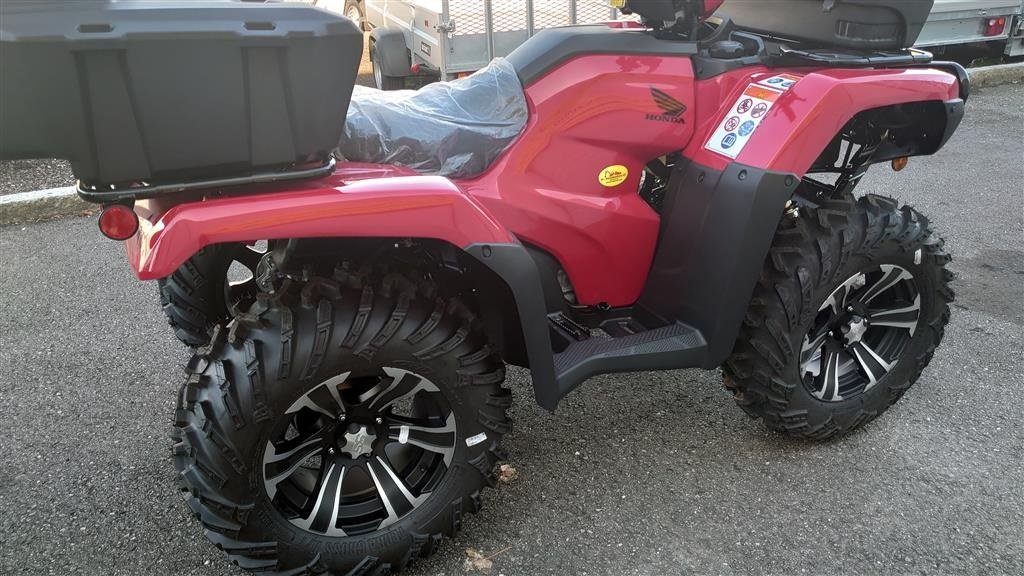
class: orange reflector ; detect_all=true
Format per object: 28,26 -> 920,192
98,204 -> 139,240
891,157 -> 909,172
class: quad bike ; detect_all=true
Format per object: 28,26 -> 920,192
0,0 -> 965,573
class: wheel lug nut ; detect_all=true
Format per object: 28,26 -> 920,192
327,447 -> 335,455
375,417 -> 383,425
846,306 -> 854,313
338,413 -> 346,421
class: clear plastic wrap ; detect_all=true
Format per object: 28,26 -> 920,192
337,58 -> 527,178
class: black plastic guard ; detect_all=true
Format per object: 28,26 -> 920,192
465,243 -> 560,410
638,160 -> 800,368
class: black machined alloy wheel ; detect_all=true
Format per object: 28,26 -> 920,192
724,193 -> 954,440
800,264 -> 921,402
264,367 -> 459,538
158,242 -> 266,346
172,270 -> 510,574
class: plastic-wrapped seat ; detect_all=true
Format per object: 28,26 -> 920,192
337,58 -> 528,179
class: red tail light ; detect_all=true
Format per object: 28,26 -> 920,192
98,204 -> 139,240
984,17 -> 1007,37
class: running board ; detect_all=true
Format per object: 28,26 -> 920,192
552,322 -> 707,397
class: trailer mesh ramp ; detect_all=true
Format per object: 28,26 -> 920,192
448,0 -> 620,34
337,58 -> 527,178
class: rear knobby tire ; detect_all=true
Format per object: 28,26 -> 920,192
158,244 -> 262,347
171,272 -> 510,574
724,193 -> 954,440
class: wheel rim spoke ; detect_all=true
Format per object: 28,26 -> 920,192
813,347 -> 843,401
387,413 -> 457,467
265,433 -> 324,465
868,295 -> 921,335
234,245 -> 264,271
849,341 -> 895,389
802,330 -> 829,355
364,367 -> 437,412
286,372 -> 350,417
291,462 -> 347,536
821,283 -> 849,315
858,264 -> 912,305
365,455 -> 426,529
264,446 -> 321,499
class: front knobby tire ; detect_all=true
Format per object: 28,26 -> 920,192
171,271 -> 511,574
724,193 -> 954,440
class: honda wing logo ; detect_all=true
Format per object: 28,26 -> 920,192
647,88 -> 687,124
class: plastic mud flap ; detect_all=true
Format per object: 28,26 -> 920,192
638,159 -> 801,368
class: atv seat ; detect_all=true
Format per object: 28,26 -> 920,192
336,58 -> 527,179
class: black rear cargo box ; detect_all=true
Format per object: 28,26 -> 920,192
0,0 -> 362,189
718,0 -> 934,50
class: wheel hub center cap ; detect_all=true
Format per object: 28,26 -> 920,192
340,425 -> 376,459
841,316 -> 869,346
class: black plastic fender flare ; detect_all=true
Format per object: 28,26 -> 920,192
369,27 -> 410,77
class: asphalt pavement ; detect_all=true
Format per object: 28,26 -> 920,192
0,83 -> 1021,576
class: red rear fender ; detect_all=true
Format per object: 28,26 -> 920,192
127,164 -> 513,280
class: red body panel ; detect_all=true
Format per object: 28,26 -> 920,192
128,164 -> 512,280
126,49 -> 960,308
459,55 -> 696,306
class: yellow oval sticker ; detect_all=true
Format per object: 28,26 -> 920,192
599,165 -> 629,187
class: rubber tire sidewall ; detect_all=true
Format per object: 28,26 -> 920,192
724,194 -> 953,438
370,43 -> 404,91
176,279 -> 509,573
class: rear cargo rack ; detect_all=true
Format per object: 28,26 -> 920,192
77,158 -> 336,204
768,47 -> 934,68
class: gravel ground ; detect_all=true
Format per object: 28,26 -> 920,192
0,85 -> 1021,576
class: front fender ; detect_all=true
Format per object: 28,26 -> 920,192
688,66 -> 962,174
127,164 -> 513,280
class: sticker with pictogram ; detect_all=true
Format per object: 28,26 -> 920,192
757,73 -> 802,91
704,73 -> 802,159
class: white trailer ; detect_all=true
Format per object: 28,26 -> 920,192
917,0 -> 1024,56
358,0 -> 1024,90
363,0 -> 628,88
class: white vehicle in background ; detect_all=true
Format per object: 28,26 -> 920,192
917,0 -> 1023,56
352,0 -> 1024,91
312,0 -> 368,30
362,0 -> 626,89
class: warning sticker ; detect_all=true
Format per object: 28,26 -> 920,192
757,73 -> 802,91
704,74 -> 801,159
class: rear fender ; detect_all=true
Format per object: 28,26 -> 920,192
127,164 -> 565,408
127,164 -> 513,280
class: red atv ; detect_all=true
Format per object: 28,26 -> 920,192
1,0 -> 964,573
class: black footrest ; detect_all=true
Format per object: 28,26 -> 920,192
553,322 -> 707,396
548,312 -> 590,341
